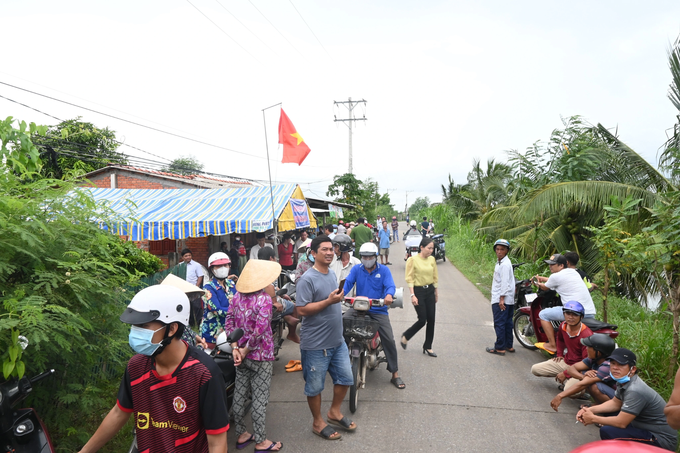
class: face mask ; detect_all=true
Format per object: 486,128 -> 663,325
129,325 -> 166,356
235,237 -> 240,242
214,267 -> 230,279
609,371 -> 631,384
309,253 -> 315,263
362,257 -> 377,268
333,229 -> 337,234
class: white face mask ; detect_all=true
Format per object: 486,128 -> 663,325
214,267 -> 230,279
361,257 -> 377,269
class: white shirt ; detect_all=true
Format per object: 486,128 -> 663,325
545,268 -> 596,315
491,256 -> 515,305
249,243 -> 273,260
294,238 -> 307,260
185,260 -> 204,286
330,254 -> 361,297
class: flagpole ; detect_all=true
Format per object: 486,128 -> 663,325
262,102 -> 282,258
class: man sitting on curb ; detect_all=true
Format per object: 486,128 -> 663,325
577,348 -> 678,451
550,333 -> 617,412
531,301 -> 592,386
533,253 -> 596,353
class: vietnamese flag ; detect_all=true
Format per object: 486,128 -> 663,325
278,109 -> 311,165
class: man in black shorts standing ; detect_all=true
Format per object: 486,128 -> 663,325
79,285 -> 229,453
296,235 -> 356,441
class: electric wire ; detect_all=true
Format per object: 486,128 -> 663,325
185,0 -> 262,64
246,0 -> 305,58
0,83 -> 336,169
214,0 -> 278,56
287,0 -> 332,60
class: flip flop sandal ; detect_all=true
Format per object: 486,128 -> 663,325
391,377 -> 405,389
507,348 -> 516,353
327,416 -> 357,431
236,434 -> 255,450
534,343 -> 556,355
485,347 -> 506,356
286,363 -> 303,372
284,360 -> 297,369
255,441 -> 283,451
313,426 -> 341,440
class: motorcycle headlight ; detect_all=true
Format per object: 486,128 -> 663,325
352,297 -> 370,312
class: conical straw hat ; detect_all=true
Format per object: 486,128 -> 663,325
161,273 -> 207,297
236,259 -> 282,293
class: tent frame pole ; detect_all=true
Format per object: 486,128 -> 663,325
262,102 -> 282,258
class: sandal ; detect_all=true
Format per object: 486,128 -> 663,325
255,441 -> 283,451
236,434 -> 255,450
486,347 -> 506,356
327,416 -> 357,431
313,425 -> 341,440
507,348 -> 516,353
400,335 -> 408,350
285,360 -> 300,369
391,377 -> 405,389
286,363 -> 303,372
535,342 -> 556,355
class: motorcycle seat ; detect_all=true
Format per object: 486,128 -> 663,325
582,318 -> 618,331
431,234 -> 444,239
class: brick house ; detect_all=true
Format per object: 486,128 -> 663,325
83,165 -> 254,268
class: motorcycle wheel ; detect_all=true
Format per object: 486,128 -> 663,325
349,356 -> 360,414
513,312 -> 538,350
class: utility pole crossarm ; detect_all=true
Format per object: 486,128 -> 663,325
333,97 -> 367,174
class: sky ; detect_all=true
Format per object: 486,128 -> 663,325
2,1 -> 680,212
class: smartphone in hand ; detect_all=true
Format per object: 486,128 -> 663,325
338,279 -> 346,292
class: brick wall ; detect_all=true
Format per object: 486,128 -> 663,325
85,175 -> 110,188
184,237 -> 210,268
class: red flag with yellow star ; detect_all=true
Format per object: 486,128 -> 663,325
278,109 -> 311,165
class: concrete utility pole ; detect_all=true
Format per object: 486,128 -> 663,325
334,97 -> 367,174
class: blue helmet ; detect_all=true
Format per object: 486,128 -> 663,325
493,239 -> 510,251
562,301 -> 585,317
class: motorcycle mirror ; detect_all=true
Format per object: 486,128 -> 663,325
276,288 -> 288,297
227,328 -> 244,343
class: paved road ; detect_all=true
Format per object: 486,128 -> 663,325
231,224 -> 600,452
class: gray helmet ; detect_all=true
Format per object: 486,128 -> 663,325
580,333 -> 616,358
332,233 -> 354,253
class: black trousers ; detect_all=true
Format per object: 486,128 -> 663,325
403,285 -> 436,350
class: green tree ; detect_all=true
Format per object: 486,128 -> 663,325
0,116 -> 47,175
32,117 -> 127,178
163,155 -> 204,175
409,196 -> 430,216
1,118 -> 163,449
327,173 -> 367,218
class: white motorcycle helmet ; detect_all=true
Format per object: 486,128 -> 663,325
359,242 -> 379,257
410,220 -> 417,227
120,285 -> 190,326
208,252 -> 231,267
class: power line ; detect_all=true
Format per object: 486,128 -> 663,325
185,0 -> 262,64
214,0 -> 278,56
287,0 -> 332,60
246,0 -> 305,58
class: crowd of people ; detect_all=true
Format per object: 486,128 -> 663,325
488,239 -> 679,451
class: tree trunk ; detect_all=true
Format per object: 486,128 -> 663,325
602,264 -> 610,323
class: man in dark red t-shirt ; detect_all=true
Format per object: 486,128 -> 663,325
530,301 -> 593,387
79,285 -> 229,453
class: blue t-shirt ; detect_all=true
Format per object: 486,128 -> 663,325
379,228 -> 390,249
296,267 -> 344,350
343,263 -> 395,315
582,357 -> 616,389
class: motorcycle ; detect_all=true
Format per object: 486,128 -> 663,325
403,231 -> 422,261
512,262 -> 534,308
271,271 -> 297,359
512,290 -> 619,350
343,288 -> 403,414
432,233 -> 446,262
0,338 -> 56,453
128,329 -> 244,453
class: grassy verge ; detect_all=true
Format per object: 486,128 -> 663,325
428,207 -> 678,401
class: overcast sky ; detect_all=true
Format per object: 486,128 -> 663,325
2,1 -> 680,211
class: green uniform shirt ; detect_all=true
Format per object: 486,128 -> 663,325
350,224 -> 374,258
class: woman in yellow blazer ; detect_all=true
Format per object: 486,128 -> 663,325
401,236 -> 439,357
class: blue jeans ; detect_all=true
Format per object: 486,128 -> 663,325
600,424 -> 661,448
393,228 -> 399,241
300,343 -> 354,397
492,303 -> 514,351
539,306 -> 595,322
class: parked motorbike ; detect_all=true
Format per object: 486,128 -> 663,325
431,233 -> 446,262
404,231 -> 422,261
271,271 -> 297,358
512,263 -> 534,308
128,329 -> 244,453
0,338 -> 56,453
343,288 -> 403,414
512,290 -> 618,350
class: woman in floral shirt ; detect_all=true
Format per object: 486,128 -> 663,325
202,252 -> 237,348
225,259 -> 282,452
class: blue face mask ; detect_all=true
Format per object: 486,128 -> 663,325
129,325 -> 166,356
609,371 -> 631,384
308,253 -> 315,263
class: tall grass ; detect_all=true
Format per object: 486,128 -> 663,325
426,204 -> 678,401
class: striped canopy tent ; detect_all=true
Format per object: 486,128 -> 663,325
79,184 -> 317,241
